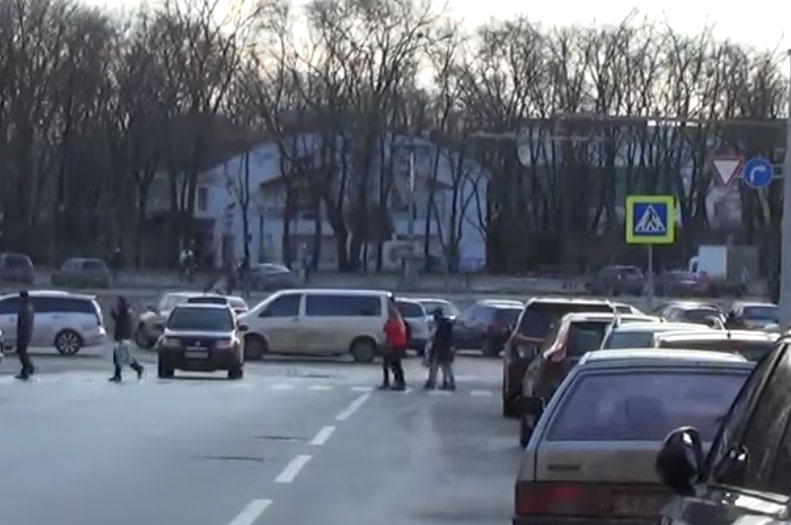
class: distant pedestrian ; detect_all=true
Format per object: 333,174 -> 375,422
109,296 -> 144,383
238,256 -> 250,299
300,243 -> 311,283
15,291 -> 35,381
424,308 -> 456,391
110,246 -> 123,285
380,311 -> 407,391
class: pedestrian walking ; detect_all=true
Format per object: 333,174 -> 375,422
110,246 -> 123,285
15,290 -> 36,381
108,296 -> 144,383
380,311 -> 407,391
424,308 -> 456,391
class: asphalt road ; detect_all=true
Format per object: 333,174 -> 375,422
0,347 -> 521,525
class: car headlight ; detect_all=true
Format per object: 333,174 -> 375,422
215,339 -> 233,350
160,337 -> 182,349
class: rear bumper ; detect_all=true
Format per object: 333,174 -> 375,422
160,349 -> 242,371
83,328 -> 107,347
514,517 -> 653,525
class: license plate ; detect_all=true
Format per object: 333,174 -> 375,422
184,349 -> 209,359
613,493 -> 667,516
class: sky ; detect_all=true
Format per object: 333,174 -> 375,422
84,0 -> 791,52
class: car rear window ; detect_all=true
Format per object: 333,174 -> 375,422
83,260 -> 107,270
306,294 -> 382,317
3,255 -> 31,268
396,301 -> 424,318
603,330 -> 656,349
743,306 -> 778,322
547,371 -> 747,441
618,267 -> 643,278
517,302 -> 613,339
168,308 -> 233,331
683,308 -> 721,322
657,338 -> 775,362
187,296 -> 228,306
566,321 -> 611,356
495,307 -> 522,326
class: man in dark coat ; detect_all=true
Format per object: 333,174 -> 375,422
109,296 -> 144,382
15,291 -> 35,381
424,309 -> 455,391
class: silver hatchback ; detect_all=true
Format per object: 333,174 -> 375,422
0,291 -> 107,355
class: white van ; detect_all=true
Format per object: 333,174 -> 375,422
239,289 -> 398,362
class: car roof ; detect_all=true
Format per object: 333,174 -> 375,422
172,303 -> 232,311
610,321 -> 706,332
654,330 -> 779,343
527,297 -> 612,306
477,298 -> 524,305
396,298 -> 423,305
663,301 -> 720,311
734,302 -> 777,308
0,290 -> 95,300
563,312 -> 647,322
279,288 -> 392,296
413,298 -> 452,304
579,348 -> 750,367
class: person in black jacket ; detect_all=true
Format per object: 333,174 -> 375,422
109,296 -> 144,382
15,291 -> 36,381
424,309 -> 456,391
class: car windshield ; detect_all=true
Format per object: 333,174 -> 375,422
683,308 -> 722,322
83,260 -> 106,270
3,255 -> 30,268
397,301 -> 425,318
566,321 -> 610,356
517,303 -> 613,339
602,330 -> 656,349
167,308 -> 234,331
743,306 -> 778,321
496,307 -> 523,326
547,371 -> 747,441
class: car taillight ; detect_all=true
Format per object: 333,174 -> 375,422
515,481 -> 611,517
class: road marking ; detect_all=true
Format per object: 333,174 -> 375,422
470,389 -> 493,397
274,455 -> 312,483
428,389 -> 451,396
309,385 -> 333,391
309,425 -> 336,446
270,384 -> 294,390
336,393 -> 370,421
227,499 -> 272,525
351,385 -> 373,392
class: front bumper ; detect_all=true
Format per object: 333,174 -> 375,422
159,348 -> 242,371
514,517 -> 653,525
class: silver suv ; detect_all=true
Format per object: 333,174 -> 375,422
0,291 -> 106,355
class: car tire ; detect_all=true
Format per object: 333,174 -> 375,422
244,334 -> 268,360
350,337 -> 376,363
55,329 -> 83,355
157,359 -> 174,379
228,366 -> 244,380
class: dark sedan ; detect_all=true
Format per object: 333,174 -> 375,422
248,263 -> 297,291
51,258 -> 111,288
0,253 -> 34,285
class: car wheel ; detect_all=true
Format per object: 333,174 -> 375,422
157,358 -> 174,379
228,366 -> 244,380
55,330 -> 82,355
244,334 -> 268,360
350,338 -> 376,363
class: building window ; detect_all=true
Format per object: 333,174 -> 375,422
197,187 -> 208,211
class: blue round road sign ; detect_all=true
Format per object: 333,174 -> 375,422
742,157 -> 773,189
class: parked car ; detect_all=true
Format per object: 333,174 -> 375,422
656,269 -> 709,297
517,311 -> 656,445
453,299 -> 524,356
515,349 -> 751,525
414,298 -> 460,330
656,340 -> 791,525
248,263 -> 297,291
502,297 -> 615,417
653,329 -> 779,362
655,301 -> 727,328
51,258 -> 111,288
156,303 -> 246,380
0,252 -> 34,285
395,298 -> 430,354
186,294 -> 249,316
585,265 -> 645,296
0,291 -> 106,355
239,288 -> 398,362
600,321 -> 710,349
727,301 -> 778,330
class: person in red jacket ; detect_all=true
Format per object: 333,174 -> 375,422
381,310 -> 407,391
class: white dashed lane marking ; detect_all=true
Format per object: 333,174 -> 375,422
227,499 -> 272,525
274,455 -> 312,484
309,425 -> 336,446
309,385 -> 333,391
336,393 -> 371,421
470,390 -> 493,397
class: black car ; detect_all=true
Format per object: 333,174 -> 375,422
657,338 -> 791,525
156,304 -> 247,380
452,299 -> 524,356
585,265 -> 645,296
0,252 -> 34,285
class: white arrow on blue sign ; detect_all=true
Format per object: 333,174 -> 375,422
742,157 -> 773,189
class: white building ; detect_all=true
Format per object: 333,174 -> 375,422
146,132 -> 488,271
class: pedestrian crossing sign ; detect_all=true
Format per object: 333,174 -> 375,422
625,195 -> 675,244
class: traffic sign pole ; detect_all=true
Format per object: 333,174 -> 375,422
647,244 -> 654,308
779,50 -> 791,329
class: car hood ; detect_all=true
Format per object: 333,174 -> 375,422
163,329 -> 236,338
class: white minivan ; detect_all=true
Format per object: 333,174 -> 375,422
239,289 -> 398,362
0,291 -> 106,355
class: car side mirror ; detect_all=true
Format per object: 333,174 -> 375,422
656,427 -> 704,496
519,396 -> 544,418
238,324 -> 249,332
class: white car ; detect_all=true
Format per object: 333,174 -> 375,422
395,298 -> 430,354
0,291 -> 106,355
